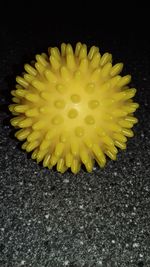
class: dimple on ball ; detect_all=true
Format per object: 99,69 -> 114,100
9,42 -> 139,173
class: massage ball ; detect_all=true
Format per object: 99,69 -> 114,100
9,42 -> 139,173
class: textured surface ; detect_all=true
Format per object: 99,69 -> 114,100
0,10 -> 150,267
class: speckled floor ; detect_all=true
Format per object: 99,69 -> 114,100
0,8 -> 150,267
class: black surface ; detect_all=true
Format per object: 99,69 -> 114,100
0,4 -> 150,267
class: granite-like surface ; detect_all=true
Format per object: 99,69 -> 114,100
0,20 -> 150,266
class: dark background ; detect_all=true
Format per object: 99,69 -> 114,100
0,2 -> 150,267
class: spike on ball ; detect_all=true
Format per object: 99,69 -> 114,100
9,42 -> 139,174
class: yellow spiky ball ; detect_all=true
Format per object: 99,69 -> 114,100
9,42 -> 139,174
